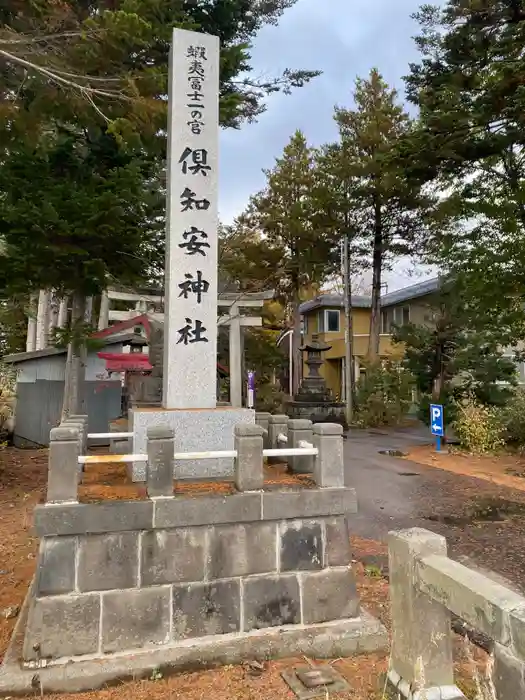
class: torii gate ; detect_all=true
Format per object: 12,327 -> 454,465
26,288 -> 273,408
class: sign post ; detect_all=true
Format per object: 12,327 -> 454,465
430,404 -> 444,452
247,371 -> 255,409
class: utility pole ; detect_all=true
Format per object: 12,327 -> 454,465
342,233 -> 355,425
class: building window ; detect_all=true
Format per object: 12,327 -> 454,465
326,310 -> 340,332
318,310 -> 325,332
381,309 -> 393,334
381,306 -> 410,334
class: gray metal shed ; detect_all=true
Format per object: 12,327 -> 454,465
3,336 -> 133,447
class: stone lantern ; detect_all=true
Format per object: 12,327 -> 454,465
288,334 -> 347,428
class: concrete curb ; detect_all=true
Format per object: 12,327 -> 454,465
0,611 -> 387,695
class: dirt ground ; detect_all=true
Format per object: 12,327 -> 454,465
0,446 -> 491,699
406,444 -> 525,492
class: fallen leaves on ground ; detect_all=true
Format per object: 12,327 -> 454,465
405,444 -> 525,492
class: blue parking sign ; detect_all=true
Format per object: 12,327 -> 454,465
430,404 -> 444,437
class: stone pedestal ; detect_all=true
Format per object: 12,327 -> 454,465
130,406 -> 254,481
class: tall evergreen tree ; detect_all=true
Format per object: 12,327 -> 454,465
248,130 -> 338,392
313,138 -> 368,419
0,0 -> 320,142
0,127 -> 162,412
334,70 -> 432,361
405,0 -> 525,342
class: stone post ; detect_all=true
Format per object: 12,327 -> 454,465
493,643 -> 525,700
388,529 -> 456,697
288,419 -> 314,474
255,412 -> 271,449
229,306 -> 242,408
98,291 -> 109,330
146,426 -> 175,497
234,424 -> 264,491
46,426 -> 80,503
313,423 -> 344,487
267,414 -> 288,466
68,414 -> 88,455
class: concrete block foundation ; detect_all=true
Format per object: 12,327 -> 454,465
20,487 -> 385,676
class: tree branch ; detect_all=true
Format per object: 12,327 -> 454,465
0,49 -> 131,101
0,31 -> 95,45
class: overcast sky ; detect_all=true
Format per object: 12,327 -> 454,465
218,0 -> 444,291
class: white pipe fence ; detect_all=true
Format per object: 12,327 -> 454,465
79,454 -> 146,465
87,432 -> 132,440
78,445 -> 318,466
263,447 -> 318,458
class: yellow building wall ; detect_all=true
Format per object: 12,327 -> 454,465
302,299 -> 433,396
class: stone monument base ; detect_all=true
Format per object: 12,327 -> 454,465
287,400 -> 348,430
1,602 -> 386,696
130,406 -> 255,481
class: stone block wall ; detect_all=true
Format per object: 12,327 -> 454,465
23,422 -> 361,663
26,495 -> 358,661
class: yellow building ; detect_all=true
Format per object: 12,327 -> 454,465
299,278 -> 439,399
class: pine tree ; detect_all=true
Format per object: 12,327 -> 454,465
334,70 -> 431,361
405,0 -> 525,342
0,126 -> 163,412
313,140 -> 368,420
249,131 -> 338,392
0,1 -> 320,142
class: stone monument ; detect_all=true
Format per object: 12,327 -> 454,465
288,335 -> 347,429
130,28 -> 253,480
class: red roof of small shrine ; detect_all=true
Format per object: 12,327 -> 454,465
93,315 -> 229,376
97,352 -> 152,372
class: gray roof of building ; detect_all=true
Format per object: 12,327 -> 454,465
381,277 -> 440,307
299,294 -> 372,313
3,333 -> 142,365
299,277 -> 440,314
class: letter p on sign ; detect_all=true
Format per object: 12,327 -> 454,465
430,404 -> 444,437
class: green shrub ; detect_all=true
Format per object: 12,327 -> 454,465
418,392 -> 458,427
354,360 -> 414,428
498,388 -> 525,446
453,398 -> 505,454
255,383 -> 286,413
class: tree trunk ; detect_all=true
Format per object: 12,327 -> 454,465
292,292 -> 302,395
61,293 -> 86,419
343,234 -> 356,425
368,196 -> 383,363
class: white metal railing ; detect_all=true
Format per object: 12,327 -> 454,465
79,454 -> 146,465
87,432 -> 132,440
263,447 -> 317,457
78,444 -> 318,466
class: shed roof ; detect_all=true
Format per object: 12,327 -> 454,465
3,333 -> 140,365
